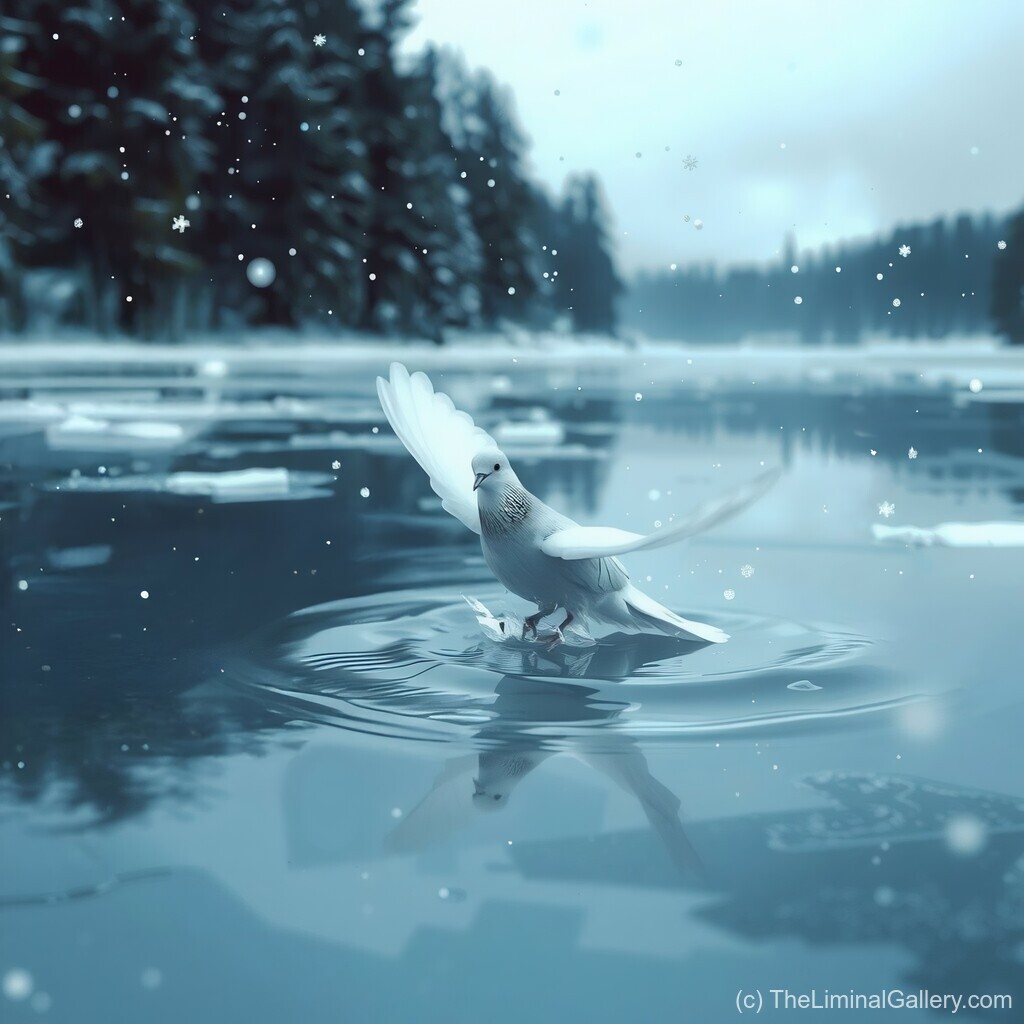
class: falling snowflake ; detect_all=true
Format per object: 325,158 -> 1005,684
878,501 -> 896,518
723,589 -> 736,600
74,217 -> 83,229
740,564 -> 754,578
908,447 -> 918,459
898,244 -> 911,258
331,459 -> 341,470
313,33 -> 326,46
997,240 -> 1007,250
870,449 -> 877,456
682,154 -> 698,171
171,215 -> 190,233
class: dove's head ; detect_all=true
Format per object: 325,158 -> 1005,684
471,448 -> 520,494
471,751 -> 533,811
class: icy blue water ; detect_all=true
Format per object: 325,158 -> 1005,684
2,346 -> 1023,1021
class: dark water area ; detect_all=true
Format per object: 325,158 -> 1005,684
1,346 -> 1023,1020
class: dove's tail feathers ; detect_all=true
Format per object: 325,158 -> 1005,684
620,584 -> 729,644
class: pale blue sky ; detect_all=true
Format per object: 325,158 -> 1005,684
403,0 -> 1024,273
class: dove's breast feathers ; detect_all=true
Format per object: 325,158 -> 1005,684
478,485 -> 629,606
477,484 -> 532,536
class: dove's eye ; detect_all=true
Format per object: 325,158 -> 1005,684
493,463 -> 501,471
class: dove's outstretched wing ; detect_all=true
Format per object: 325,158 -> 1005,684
540,468 -> 780,560
376,363 -> 497,535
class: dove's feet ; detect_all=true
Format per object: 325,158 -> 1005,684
522,606 -> 556,640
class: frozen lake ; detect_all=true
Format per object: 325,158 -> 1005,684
2,341 -> 1023,1020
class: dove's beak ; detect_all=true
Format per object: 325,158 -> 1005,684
472,471 -> 490,491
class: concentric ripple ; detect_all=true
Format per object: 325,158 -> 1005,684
223,588 -> 935,749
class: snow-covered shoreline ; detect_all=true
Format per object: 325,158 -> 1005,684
0,331 -> 1018,365
2,334 -> 1023,402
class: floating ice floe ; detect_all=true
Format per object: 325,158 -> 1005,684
493,412 -> 565,447
46,414 -> 186,450
46,544 -> 113,570
165,467 -> 290,497
872,521 -> 1024,547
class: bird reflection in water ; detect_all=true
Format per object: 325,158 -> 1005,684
385,633 -> 711,876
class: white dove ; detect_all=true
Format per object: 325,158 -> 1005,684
376,363 -> 776,646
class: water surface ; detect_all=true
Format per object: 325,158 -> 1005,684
2,346 -> 1023,1020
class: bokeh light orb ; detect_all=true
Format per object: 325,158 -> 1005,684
246,258 -> 277,288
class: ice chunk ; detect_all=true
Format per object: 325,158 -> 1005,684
493,415 -> 565,446
46,415 -> 185,450
873,521 -> 1024,547
47,545 -> 113,569
165,468 -> 289,496
788,679 -> 821,691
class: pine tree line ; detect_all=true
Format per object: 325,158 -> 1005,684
0,0 -> 622,340
626,210 -> 1024,344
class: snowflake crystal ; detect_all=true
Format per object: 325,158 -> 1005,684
908,447 -> 918,459
740,564 -> 754,578
331,459 -> 341,470
74,218 -> 83,229
997,240 -> 1007,250
313,33 -> 326,46
898,244 -> 911,258
171,215 -> 190,233
682,154 -> 698,171
723,589 -> 736,600
878,501 -> 896,518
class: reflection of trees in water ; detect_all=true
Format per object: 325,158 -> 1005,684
629,388 -> 1024,505
988,401 -> 1024,505
504,771 -> 1024,1010
0,460 -> 377,821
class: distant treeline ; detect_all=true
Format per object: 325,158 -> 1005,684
625,208 -> 1024,344
0,0 -> 621,340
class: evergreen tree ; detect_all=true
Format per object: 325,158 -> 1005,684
0,14 -> 46,330
557,174 -> 621,335
991,207 -> 1024,343
195,0 -> 370,328
3,1 -> 218,337
400,46 -> 483,333
434,50 -> 552,327
355,1 -> 467,339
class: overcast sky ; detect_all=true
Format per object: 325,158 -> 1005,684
402,0 -> 1024,274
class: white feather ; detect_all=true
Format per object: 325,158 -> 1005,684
541,468 -> 781,560
376,363 -> 497,534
